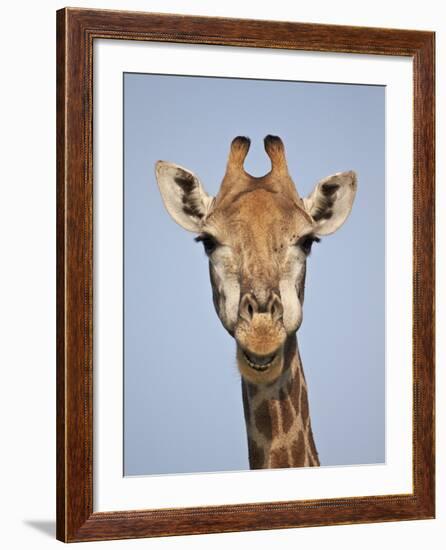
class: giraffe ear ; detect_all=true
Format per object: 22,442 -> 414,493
304,171 -> 358,236
155,161 -> 214,232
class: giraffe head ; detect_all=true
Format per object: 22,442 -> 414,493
155,136 -> 357,384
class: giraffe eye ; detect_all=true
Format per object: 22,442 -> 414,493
298,235 -> 320,255
195,234 -> 219,255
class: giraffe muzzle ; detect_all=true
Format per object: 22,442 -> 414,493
236,342 -> 284,383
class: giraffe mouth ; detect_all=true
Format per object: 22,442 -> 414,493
243,351 -> 277,371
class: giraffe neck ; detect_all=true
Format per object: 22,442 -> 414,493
240,335 -> 319,469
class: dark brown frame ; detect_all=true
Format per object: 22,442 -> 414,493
56,7 -> 435,542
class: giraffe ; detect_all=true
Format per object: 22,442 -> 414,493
155,135 -> 357,469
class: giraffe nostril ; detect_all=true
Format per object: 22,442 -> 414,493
247,303 -> 254,319
268,293 -> 283,322
239,293 -> 259,322
240,292 -> 284,323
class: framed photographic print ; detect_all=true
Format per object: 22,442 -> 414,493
56,7 -> 435,542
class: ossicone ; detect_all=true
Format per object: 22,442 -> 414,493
225,136 -> 251,174
264,135 -> 289,176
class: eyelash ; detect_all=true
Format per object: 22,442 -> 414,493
194,234 -> 319,256
195,234 -> 219,255
297,236 -> 320,255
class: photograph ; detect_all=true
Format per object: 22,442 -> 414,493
123,73 -> 385,476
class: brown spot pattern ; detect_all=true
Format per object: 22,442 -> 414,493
301,387 -> 309,425
291,431 -> 306,466
281,397 -> 295,433
248,438 -> 265,469
241,381 -> 250,424
247,382 -> 258,398
270,446 -> 289,468
282,335 -> 298,374
270,401 -> 281,435
255,401 -> 272,440
288,378 -> 301,416
308,425 -> 320,466
307,452 -> 316,466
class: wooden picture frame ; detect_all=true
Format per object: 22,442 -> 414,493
56,7 -> 435,542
